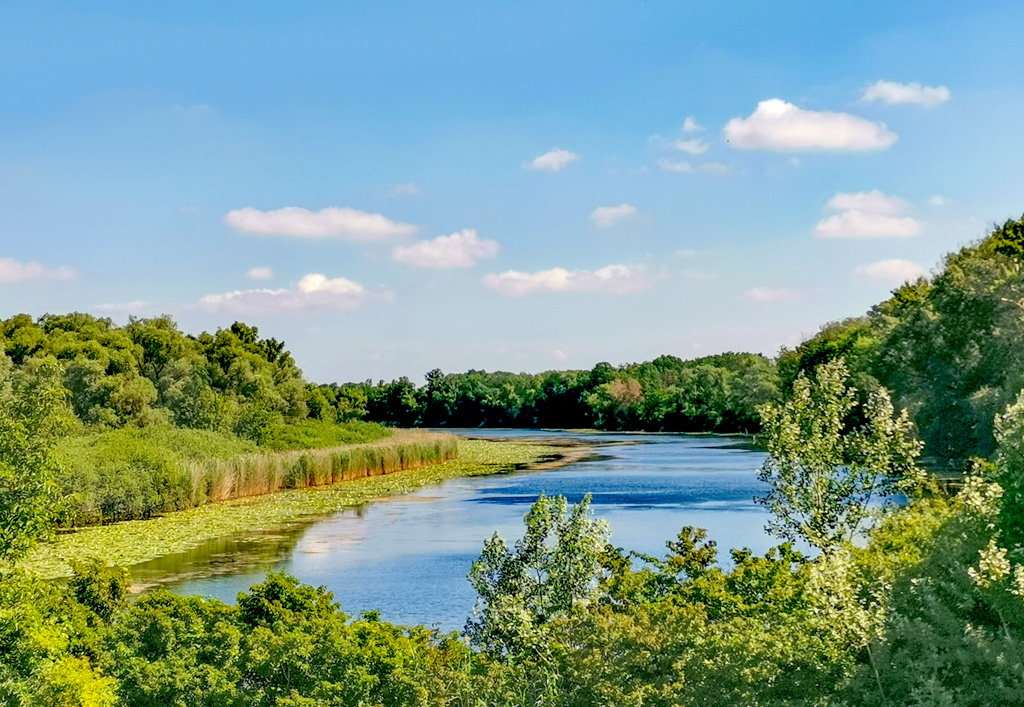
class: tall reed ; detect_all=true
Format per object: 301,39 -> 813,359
193,431 -> 459,505
62,430 -> 458,525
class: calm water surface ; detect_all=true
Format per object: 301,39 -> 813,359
139,431 -> 772,631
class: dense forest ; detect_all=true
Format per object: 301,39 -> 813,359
328,352 -> 780,433
0,310 -> 782,436
3,215 -> 1024,704
778,215 -> 1024,465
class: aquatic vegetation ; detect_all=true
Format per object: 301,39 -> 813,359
56,426 -> 453,524
22,439 -> 557,578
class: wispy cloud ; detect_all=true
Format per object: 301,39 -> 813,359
247,267 -> 273,280
680,269 -> 717,281
224,206 -> 418,240
94,301 -> 151,314
672,139 -> 709,154
590,203 -> 638,228
815,190 -> 922,238
862,80 -> 951,107
724,99 -> 897,151
0,257 -> 78,283
391,182 -> 420,196
392,229 -> 500,268
526,148 -> 580,172
741,287 -> 808,303
657,159 -> 730,176
855,259 -> 927,283
484,264 -> 655,296
199,273 -> 378,314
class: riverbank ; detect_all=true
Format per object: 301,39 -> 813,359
22,438 -> 564,579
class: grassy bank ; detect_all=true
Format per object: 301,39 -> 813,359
24,439 -> 559,578
55,424 -> 452,524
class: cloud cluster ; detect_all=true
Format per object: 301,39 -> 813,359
0,257 -> 77,283
392,229 -> 500,268
724,99 -> 898,151
484,264 -> 654,296
590,203 -> 638,228
855,259 -> 927,284
526,148 -> 580,172
224,206 -> 418,240
862,80 -> 951,107
199,273 -> 373,314
815,190 -> 922,238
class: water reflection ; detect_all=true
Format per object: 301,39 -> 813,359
143,431 -> 772,631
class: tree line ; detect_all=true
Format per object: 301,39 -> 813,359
319,352 -> 780,433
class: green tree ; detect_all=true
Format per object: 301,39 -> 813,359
466,493 -> 610,659
0,355 -> 73,563
756,358 -> 922,552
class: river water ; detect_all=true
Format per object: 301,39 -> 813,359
136,430 -> 773,631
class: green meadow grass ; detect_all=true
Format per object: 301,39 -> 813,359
23,439 -> 557,579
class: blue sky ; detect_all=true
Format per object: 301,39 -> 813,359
2,0 -> 1023,383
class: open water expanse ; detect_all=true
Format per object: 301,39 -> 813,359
134,430 -> 773,631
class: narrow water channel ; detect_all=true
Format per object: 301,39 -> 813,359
134,431 -> 772,631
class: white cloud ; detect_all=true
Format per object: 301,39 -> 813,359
724,98 -> 898,151
590,203 -> 638,228
0,258 -> 77,283
855,259 -> 927,283
741,287 -> 806,303
927,195 -> 949,207
683,117 -> 704,133
657,159 -> 731,176
674,248 -> 698,259
672,139 -> 709,154
391,182 -> 420,196
552,349 -> 569,362
526,148 -> 580,172
815,190 -> 922,238
94,301 -> 151,314
826,190 -> 908,215
247,267 -> 273,280
391,229 -> 500,268
484,264 -> 654,296
224,206 -> 418,240
862,80 -> 951,107
199,273 -> 374,314
817,212 -> 921,238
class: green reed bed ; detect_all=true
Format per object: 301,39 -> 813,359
197,431 -> 459,503
23,439 -> 557,579
55,426 -> 454,525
